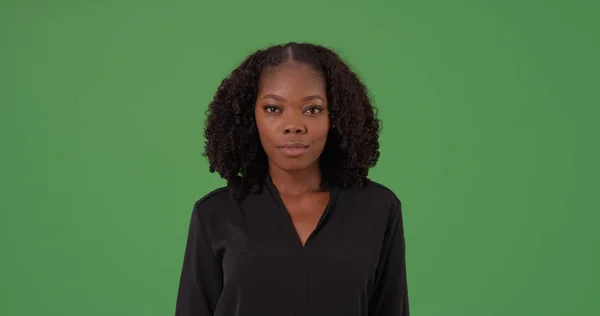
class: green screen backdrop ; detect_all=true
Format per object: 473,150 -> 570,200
1,0 -> 598,315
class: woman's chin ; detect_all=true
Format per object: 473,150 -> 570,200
271,159 -> 319,173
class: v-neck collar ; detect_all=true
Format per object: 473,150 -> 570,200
263,174 -> 339,250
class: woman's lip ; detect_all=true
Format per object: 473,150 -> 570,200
277,146 -> 309,157
278,142 -> 309,148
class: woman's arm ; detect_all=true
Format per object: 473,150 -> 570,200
369,200 -> 410,316
175,201 -> 223,316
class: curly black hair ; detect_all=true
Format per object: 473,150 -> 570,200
203,42 -> 382,199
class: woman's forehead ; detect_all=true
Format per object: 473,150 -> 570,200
259,63 -> 325,94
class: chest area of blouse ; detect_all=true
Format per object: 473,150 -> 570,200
216,191 -> 391,291
279,191 -> 330,247
215,189 -> 390,256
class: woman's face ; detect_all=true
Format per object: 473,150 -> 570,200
255,62 -> 330,173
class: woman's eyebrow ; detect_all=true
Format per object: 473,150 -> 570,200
261,94 -> 324,102
301,95 -> 324,101
262,94 -> 285,101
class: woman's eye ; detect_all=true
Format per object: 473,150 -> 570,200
264,106 -> 280,113
306,107 -> 323,115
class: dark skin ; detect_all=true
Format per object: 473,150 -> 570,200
254,61 -> 331,246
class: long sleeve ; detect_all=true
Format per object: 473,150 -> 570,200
368,199 -> 410,316
175,201 -> 223,316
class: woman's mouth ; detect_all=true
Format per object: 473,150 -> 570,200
277,142 -> 309,157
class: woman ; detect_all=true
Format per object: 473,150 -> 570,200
175,42 -> 409,316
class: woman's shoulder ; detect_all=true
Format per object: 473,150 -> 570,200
342,179 -> 403,216
190,186 -> 233,218
195,186 -> 231,204
360,179 -> 401,204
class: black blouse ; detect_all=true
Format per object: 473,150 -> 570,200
175,176 -> 409,316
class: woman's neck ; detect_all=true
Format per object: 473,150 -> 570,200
268,162 -> 324,196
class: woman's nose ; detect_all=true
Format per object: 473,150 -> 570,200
283,125 -> 306,134
282,118 -> 307,134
